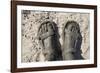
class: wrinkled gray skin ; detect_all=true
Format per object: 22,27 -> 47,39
38,21 -> 62,61
62,21 -> 84,60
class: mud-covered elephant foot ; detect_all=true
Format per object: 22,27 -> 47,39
37,21 -> 62,61
62,21 -> 84,60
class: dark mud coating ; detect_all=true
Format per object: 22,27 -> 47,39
62,21 -> 83,60
38,21 -> 62,61
38,21 -> 84,61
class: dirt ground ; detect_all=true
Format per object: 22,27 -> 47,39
21,10 -> 90,62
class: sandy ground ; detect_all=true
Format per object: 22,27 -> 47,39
21,10 -> 90,62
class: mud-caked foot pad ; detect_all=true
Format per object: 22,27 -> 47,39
62,21 -> 83,60
37,21 -> 62,61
